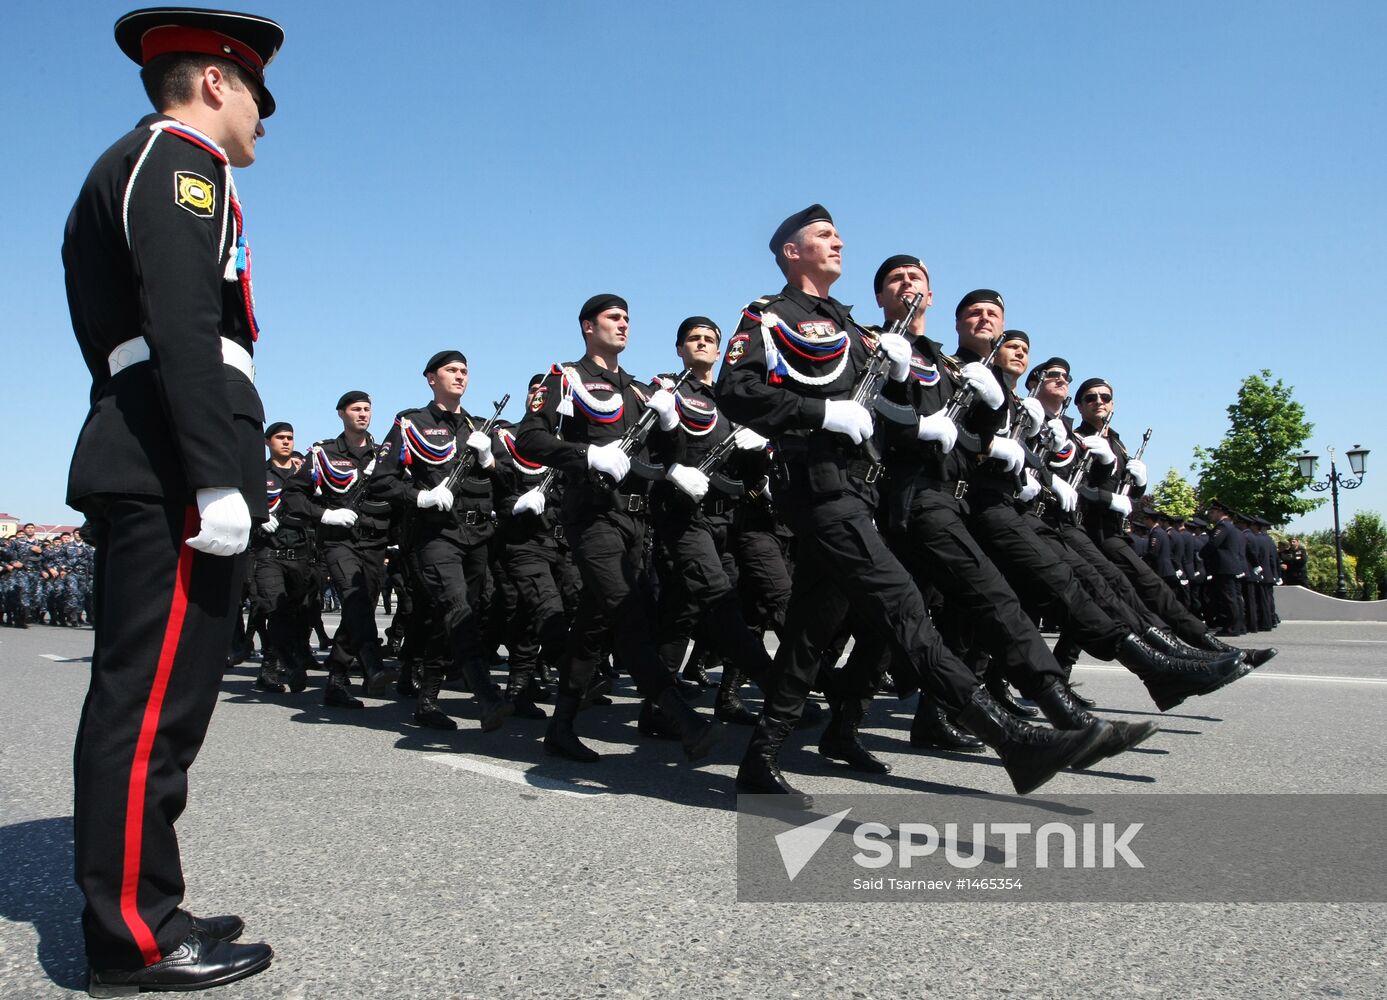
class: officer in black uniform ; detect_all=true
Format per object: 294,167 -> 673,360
249,422 -> 316,692
63,8 -> 281,993
1202,500 -> 1248,634
715,206 -> 1113,807
372,351 -> 515,731
515,295 -> 723,763
306,390 -> 397,705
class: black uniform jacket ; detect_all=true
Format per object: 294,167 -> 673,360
63,114 -> 265,514
308,433 -> 392,544
1203,518 -> 1247,576
252,459 -> 315,551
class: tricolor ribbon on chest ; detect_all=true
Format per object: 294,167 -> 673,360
398,417 -> 457,466
743,307 -> 850,387
557,365 -> 625,423
675,392 -> 719,436
266,486 -> 282,512
311,446 -> 361,493
498,428 -> 548,478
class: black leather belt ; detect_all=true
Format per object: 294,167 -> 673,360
613,493 -> 648,514
919,478 -> 969,499
268,546 -> 305,560
460,509 -> 489,525
552,524 -> 566,541
356,525 -> 388,539
701,497 -> 733,516
846,459 -> 883,484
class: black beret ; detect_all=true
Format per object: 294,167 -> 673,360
528,372 -> 547,390
770,204 -> 832,255
115,7 -> 285,117
264,421 -> 292,438
336,390 -> 370,410
676,316 -> 721,344
873,254 -> 929,294
579,294 -> 628,323
955,289 -> 1005,317
1001,329 -> 1030,346
423,350 -> 467,374
1075,377 -> 1112,401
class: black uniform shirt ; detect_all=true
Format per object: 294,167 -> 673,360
254,459 -> 314,550
308,432 -> 390,542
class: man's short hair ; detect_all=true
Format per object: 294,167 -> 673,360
140,52 -> 247,111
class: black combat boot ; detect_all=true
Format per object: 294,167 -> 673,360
1143,627 -> 1235,662
736,714 -> 813,809
459,659 -> 513,732
818,699 -> 890,774
985,674 -> 1038,718
1031,679 -> 1158,769
657,686 -> 724,762
714,668 -> 759,725
358,639 -> 399,698
544,692 -> 599,762
1195,631 -> 1278,668
284,647 -> 310,693
324,669 -> 364,709
396,658 -> 418,698
507,668 -> 547,719
253,653 -> 285,693
1115,633 -> 1252,711
637,698 -> 681,739
910,694 -> 985,752
413,667 -> 456,729
956,686 -> 1109,795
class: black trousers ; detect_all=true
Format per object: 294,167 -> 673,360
321,538 -> 386,664
653,506 -> 773,684
1097,534 -> 1211,645
884,491 -> 1065,698
561,509 -> 672,700
501,532 -> 570,673
768,492 -> 976,722
1211,574 -> 1247,635
966,498 -> 1128,660
250,550 -> 312,663
406,531 -> 489,673
74,497 -> 245,971
1244,579 -> 1263,632
731,512 -> 793,639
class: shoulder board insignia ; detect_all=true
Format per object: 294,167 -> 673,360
377,442 -> 392,459
631,384 -> 649,404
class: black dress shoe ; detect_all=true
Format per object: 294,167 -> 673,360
88,928 -> 271,998
188,913 -> 243,943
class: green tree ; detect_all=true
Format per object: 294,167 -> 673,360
1149,468 -> 1197,519
1193,370 -> 1323,526
1342,511 -> 1387,600
1306,545 -> 1358,597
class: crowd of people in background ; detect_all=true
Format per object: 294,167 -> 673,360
1,523 -> 94,628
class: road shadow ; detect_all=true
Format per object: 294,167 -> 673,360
0,816 -> 87,990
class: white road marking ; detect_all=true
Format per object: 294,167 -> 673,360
424,754 -> 605,797
1073,663 -> 1387,686
1336,639 -> 1387,644
40,653 -> 78,662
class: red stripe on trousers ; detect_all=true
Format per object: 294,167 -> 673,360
120,506 -> 199,966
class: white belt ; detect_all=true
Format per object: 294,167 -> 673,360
108,336 -> 255,383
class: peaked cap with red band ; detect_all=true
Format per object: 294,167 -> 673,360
115,7 -> 285,117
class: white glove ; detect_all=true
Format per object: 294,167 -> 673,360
416,483 -> 456,511
260,515 -> 279,534
987,436 -> 1024,473
1051,475 -> 1078,512
877,332 -> 912,382
321,508 -> 359,528
821,399 -> 874,445
1018,470 -> 1042,502
1081,435 -> 1115,465
667,463 -> 710,501
186,487 -> 251,557
732,427 -> 768,451
1018,397 -> 1046,437
1044,417 -> 1070,451
916,410 -> 958,452
645,388 -> 679,432
466,431 -> 495,470
587,441 -> 631,482
513,489 -> 546,516
959,362 -> 1005,409
1108,493 -> 1132,516
1126,459 -> 1147,488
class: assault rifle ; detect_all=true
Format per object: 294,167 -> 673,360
849,292 -> 924,467
1115,427 -> 1152,533
591,368 -> 694,489
443,394 -> 510,497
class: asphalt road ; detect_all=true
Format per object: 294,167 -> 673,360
2,616 -> 1384,999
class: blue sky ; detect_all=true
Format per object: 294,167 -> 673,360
3,1 -> 1381,531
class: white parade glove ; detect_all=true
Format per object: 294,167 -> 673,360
466,431 -> 495,469
416,483 -> 455,511
1107,493 -> 1132,516
587,441 -> 632,482
513,489 -> 546,516
1045,417 -> 1070,451
877,332 -> 912,382
1051,475 -> 1078,512
916,410 -> 958,452
1175,569 -> 1186,579
959,362 -> 1005,409
987,436 -> 1025,473
667,463 -> 710,501
760,480 -> 773,503
732,427 -> 769,451
321,508 -> 359,528
260,515 -> 280,534
1081,435 -> 1116,465
1018,397 -> 1046,437
1126,459 -> 1147,488
186,487 -> 251,556
1018,470 -> 1042,502
821,399 -> 874,445
645,388 -> 679,431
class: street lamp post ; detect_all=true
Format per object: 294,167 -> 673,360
1296,445 -> 1370,599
